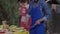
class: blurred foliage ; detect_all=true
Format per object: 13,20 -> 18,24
0,0 -> 20,26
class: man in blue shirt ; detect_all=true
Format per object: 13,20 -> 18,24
26,0 -> 51,34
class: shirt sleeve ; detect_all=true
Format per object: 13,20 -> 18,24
43,2 -> 52,21
26,4 -> 32,18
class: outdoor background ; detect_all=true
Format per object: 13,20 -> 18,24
0,0 -> 20,26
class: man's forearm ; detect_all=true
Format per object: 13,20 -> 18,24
38,17 -> 45,22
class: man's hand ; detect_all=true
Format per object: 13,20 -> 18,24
34,20 -> 40,25
34,18 -> 45,25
